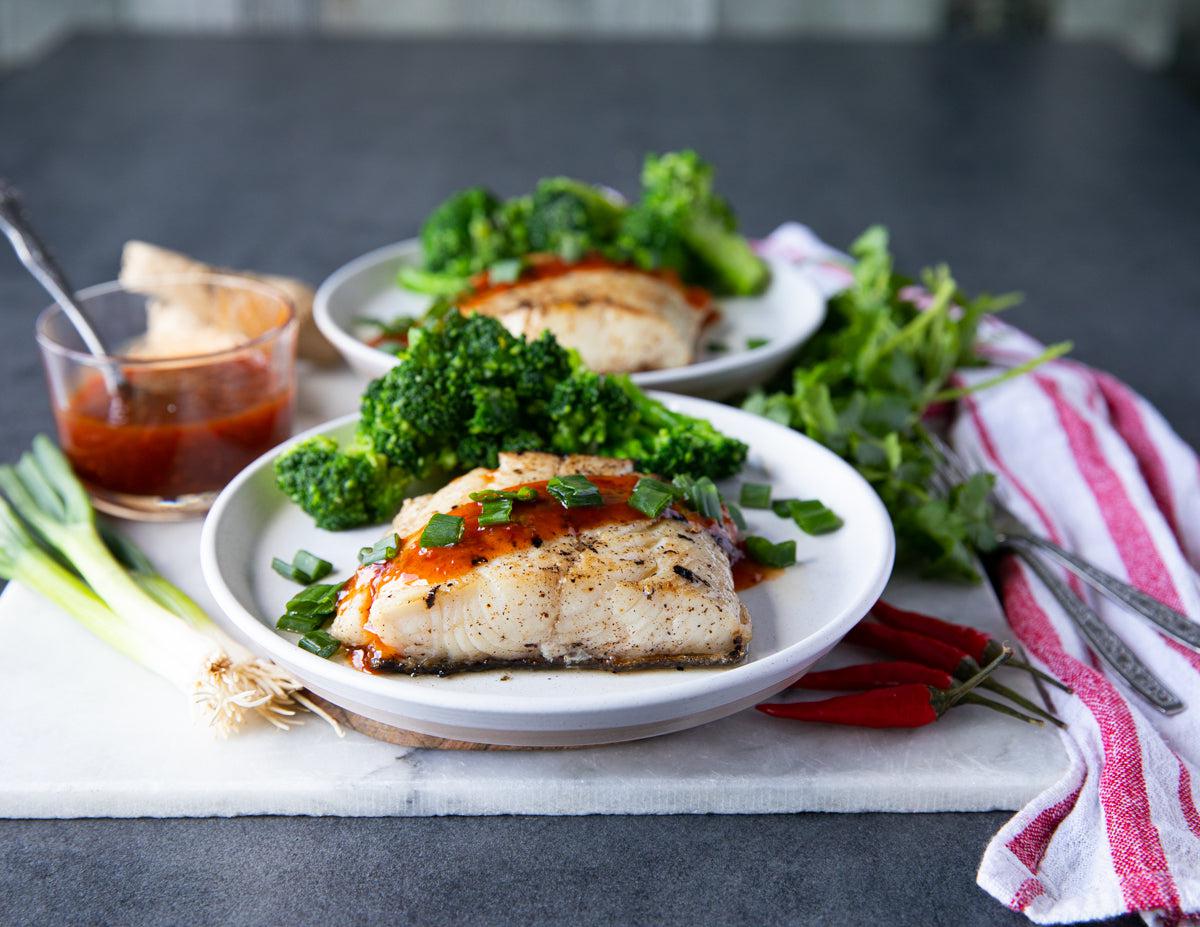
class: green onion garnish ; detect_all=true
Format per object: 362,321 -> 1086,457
358,533 -> 399,565
283,581 -> 345,617
772,498 -> 798,518
276,612 -> 325,634
690,476 -> 724,520
488,258 -> 525,283
469,486 -> 538,503
739,483 -> 772,509
746,337 -> 770,349
726,501 -> 747,531
627,477 -> 680,518
478,497 -> 514,526
546,475 -> 603,508
272,549 -> 333,584
421,513 -> 465,548
298,629 -> 341,659
787,499 -> 844,535
707,341 -> 729,353
744,536 -> 797,568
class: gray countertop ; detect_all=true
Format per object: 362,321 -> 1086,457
3,33 -> 1194,927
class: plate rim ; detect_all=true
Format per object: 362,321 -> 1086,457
200,395 -> 895,721
312,238 -> 827,388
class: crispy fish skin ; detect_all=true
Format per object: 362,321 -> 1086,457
332,454 -> 750,674
462,268 -> 704,373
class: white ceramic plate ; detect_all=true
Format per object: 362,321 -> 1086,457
201,395 -> 894,746
313,240 -> 825,399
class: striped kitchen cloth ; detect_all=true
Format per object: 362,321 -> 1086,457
758,223 -> 1200,926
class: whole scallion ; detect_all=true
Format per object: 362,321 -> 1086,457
0,437 -> 335,736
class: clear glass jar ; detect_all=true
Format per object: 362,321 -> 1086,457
36,274 -> 296,520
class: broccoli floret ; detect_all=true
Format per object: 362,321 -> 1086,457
610,203 -> 692,275
638,150 -> 769,296
526,177 -> 623,260
273,436 -> 406,531
277,314 -> 746,529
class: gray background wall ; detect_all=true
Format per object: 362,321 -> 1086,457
0,0 -> 1192,71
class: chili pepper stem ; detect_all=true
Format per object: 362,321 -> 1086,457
1000,651 -> 1074,693
942,646 -> 1011,709
961,693 -> 1047,726
978,677 -> 1067,728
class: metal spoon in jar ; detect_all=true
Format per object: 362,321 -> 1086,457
0,180 -> 126,393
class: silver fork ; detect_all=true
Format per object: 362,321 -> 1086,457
931,435 -> 1190,715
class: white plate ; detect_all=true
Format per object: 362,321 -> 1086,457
201,395 -> 894,747
313,240 -> 826,399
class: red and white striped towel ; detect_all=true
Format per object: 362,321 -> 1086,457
759,224 -> 1200,926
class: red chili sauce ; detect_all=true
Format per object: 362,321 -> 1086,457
57,356 -> 293,498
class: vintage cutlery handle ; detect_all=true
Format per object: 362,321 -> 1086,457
0,181 -> 112,361
1008,534 -> 1200,652
1015,549 -> 1184,714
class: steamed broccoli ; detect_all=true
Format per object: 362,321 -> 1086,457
636,150 -> 769,296
526,178 -> 623,260
273,436 -> 407,531
275,313 -> 747,529
397,186 -> 531,295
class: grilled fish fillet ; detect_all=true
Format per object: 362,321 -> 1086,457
460,266 -> 706,374
331,453 -> 750,673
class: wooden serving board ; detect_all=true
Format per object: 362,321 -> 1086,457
310,696 -> 568,750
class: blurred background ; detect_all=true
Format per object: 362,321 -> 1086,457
2,0 -> 1200,95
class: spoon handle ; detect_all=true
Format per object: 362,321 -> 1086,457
0,180 -> 113,360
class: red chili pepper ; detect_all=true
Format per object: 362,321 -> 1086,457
871,599 -> 1072,694
791,661 -> 953,691
758,647 -> 1045,729
846,620 -> 1066,728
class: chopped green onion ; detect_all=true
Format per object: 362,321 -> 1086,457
772,498 -> 798,518
488,258 -> 525,283
546,475 -> 602,508
421,513 -> 465,547
627,477 -> 679,518
746,337 -> 770,349
276,612 -> 325,634
283,581 -> 346,617
298,629 -> 340,659
788,499 -> 844,535
707,341 -> 729,353
744,536 -> 797,568
272,549 -> 333,585
726,501 -> 747,531
672,474 -> 696,496
293,550 -> 333,582
690,476 -> 724,520
478,498 -> 514,526
739,483 -> 772,509
469,486 -> 539,503
358,533 -> 399,565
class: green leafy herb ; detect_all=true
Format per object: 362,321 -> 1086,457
547,475 -> 603,508
627,477 -> 680,518
421,514 -> 465,548
298,629 -> 341,659
358,534 -> 399,565
743,536 -> 797,568
746,337 -> 769,349
478,498 -> 514,526
707,341 -> 729,353
739,482 -> 772,509
742,226 -> 1068,581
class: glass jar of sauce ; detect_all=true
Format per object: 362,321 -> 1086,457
36,275 -> 296,520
